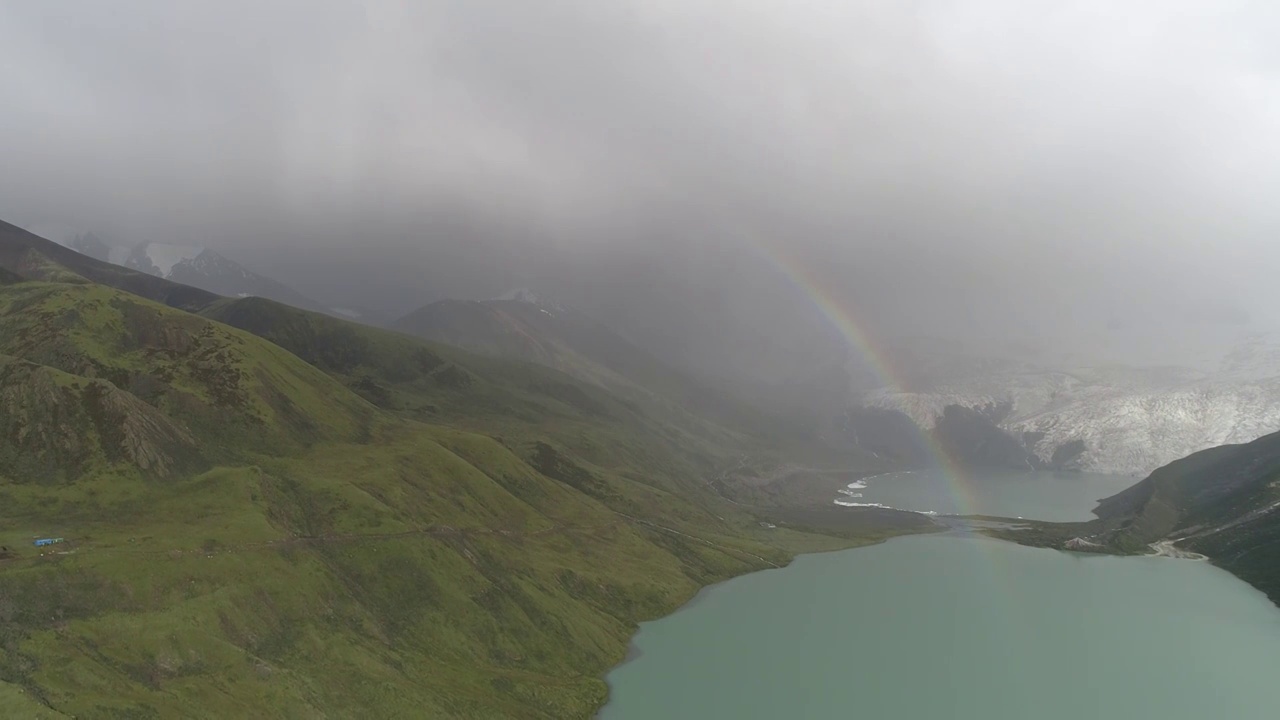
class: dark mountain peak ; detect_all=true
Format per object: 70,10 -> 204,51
41,231 -> 332,316
0,219 -> 219,311
69,231 -> 113,262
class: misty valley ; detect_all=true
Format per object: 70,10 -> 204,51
6,212 -> 1280,717
8,2 -> 1280,719
7,224 -> 1280,720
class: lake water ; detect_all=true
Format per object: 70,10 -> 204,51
832,468 -> 1138,521
601,471 -> 1280,719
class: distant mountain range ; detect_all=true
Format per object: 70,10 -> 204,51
48,230 -> 1280,481
856,347 -> 1280,476
391,289 -> 1280,478
61,231 -> 345,318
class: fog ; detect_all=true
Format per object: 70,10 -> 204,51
4,1 -> 1280,386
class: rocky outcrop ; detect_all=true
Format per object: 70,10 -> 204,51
0,356 -> 195,480
841,406 -> 931,464
932,404 -> 1043,471
87,379 -> 196,475
843,402 -> 1047,472
1063,537 -> 1106,552
1048,439 -> 1087,471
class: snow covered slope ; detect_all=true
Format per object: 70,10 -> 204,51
127,242 -> 204,277
1007,380 -> 1280,476
863,350 -> 1280,476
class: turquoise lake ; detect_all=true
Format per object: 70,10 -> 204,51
601,471 -> 1280,719
833,468 -> 1139,521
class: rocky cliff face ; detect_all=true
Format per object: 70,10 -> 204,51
932,404 -> 1043,470
841,403 -> 1048,472
0,356 -> 196,480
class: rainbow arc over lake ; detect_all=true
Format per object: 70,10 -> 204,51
749,239 -> 979,517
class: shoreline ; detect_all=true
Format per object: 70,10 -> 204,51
591,522 -> 941,718
594,467 -> 1276,717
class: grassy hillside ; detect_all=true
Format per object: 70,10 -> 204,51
991,431 -> 1280,606
0,224 -> 929,717
1,427 -> 814,718
203,296 -> 797,498
391,297 -> 819,447
393,298 -> 682,393
1091,432 -> 1280,602
0,281 -> 377,457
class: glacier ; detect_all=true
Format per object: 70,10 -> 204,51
861,343 -> 1280,476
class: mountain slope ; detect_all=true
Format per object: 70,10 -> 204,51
1090,432 -> 1280,602
392,294 -> 806,453
29,224 -> 335,318
123,241 -> 331,314
0,223 -> 921,717
396,296 -> 713,400
0,281 -> 376,455
0,353 -> 196,481
203,296 -> 792,502
1,219 -> 218,311
991,430 -> 1280,606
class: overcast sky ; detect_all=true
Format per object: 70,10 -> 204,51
3,1 -> 1280,377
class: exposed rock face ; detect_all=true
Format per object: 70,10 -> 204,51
1048,439 -> 1087,471
841,406 -> 931,463
0,358 -> 89,471
840,403 -> 1044,472
932,404 -> 1043,471
0,356 -> 195,480
89,379 -> 196,475
1064,537 -> 1105,552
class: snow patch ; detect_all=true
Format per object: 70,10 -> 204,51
862,361 -> 1280,476
141,243 -> 203,276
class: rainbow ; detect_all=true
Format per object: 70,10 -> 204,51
748,240 -> 980,517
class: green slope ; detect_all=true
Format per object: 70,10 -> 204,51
392,297 -> 813,446
1091,432 -> 1280,602
203,296 -> 759,499
0,225 -> 927,717
0,281 -> 377,457
991,430 -> 1280,606
393,298 -> 685,393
